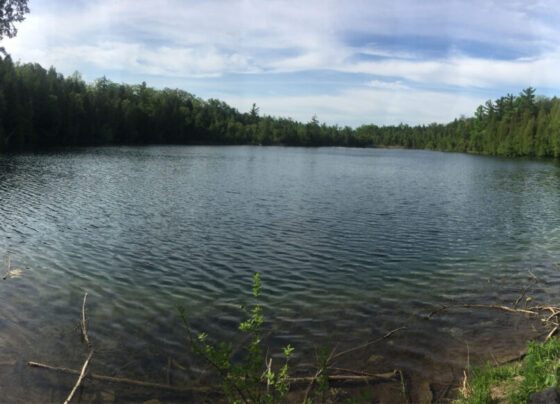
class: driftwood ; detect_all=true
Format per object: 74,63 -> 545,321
63,349 -> 94,404
428,304 -> 539,319
81,292 -> 91,347
27,361 -> 214,393
301,346 -> 336,403
289,372 -> 398,385
331,327 -> 406,361
63,291 -> 94,403
428,299 -> 560,343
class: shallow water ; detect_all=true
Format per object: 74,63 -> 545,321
1,146 -> 560,401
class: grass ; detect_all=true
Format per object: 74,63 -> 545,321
456,337 -> 560,403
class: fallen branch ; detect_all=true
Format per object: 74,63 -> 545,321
428,304 -> 538,319
81,292 -> 90,347
28,361 -> 214,393
64,291 -> 94,403
513,285 -> 531,308
331,327 -> 406,361
545,326 -> 559,342
301,346 -> 336,404
289,372 -> 398,384
63,349 -> 94,404
328,367 -> 397,378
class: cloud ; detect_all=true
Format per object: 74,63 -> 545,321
2,0 -> 559,125
219,87 -> 482,127
366,80 -> 409,90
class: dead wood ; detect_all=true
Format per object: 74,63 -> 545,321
301,346 -> 337,403
27,361 -> 214,393
428,304 -> 539,319
289,372 -> 398,384
81,292 -> 91,347
331,327 -> 406,361
63,348 -> 94,404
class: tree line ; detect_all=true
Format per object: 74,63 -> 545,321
0,56 -> 559,157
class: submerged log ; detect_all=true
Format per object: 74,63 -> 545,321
28,361 -> 215,393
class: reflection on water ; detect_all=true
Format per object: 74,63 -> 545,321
1,146 -> 560,400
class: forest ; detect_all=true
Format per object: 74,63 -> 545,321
1,56 -> 560,157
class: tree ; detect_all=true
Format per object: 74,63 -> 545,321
0,0 -> 29,55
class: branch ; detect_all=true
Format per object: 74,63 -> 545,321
331,327 -> 406,361
289,371 -> 397,384
63,348 -> 94,404
428,304 -> 538,318
27,361 -> 215,393
81,292 -> 90,347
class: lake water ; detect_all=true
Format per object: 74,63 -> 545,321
1,146 -> 560,401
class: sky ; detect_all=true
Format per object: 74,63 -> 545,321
4,0 -> 560,127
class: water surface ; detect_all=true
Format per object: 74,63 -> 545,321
1,146 -> 559,401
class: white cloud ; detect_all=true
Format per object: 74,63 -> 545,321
220,87 -> 482,127
366,80 -> 409,90
2,0 -> 559,125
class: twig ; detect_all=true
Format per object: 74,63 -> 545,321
328,367 -> 396,378
63,348 -> 94,404
514,285 -> 530,309
545,326 -> 559,342
528,270 -> 538,282
301,346 -> 337,404
428,304 -> 538,318
28,361 -> 214,393
166,357 -> 172,386
81,292 -> 90,347
265,357 -> 272,393
331,327 -> 406,361
545,311 -> 560,322
172,359 -> 187,371
289,372 -> 398,384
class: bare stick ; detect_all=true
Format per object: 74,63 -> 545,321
301,346 -> 337,404
290,373 -> 397,384
428,304 -> 538,318
166,357 -> 172,386
266,357 -> 272,393
81,292 -> 90,347
328,367 -> 397,378
514,285 -> 530,308
28,361 -> 214,393
331,327 -> 406,361
545,326 -> 559,342
63,348 -> 94,404
545,311 -> 560,322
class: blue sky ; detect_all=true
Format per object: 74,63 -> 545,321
4,0 -> 560,126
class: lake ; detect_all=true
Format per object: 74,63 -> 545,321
1,146 -> 560,401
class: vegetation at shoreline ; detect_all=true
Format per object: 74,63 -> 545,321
456,337 -> 560,403
0,56 -> 559,157
179,273 -> 294,404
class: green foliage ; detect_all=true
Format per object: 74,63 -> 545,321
0,0 -> 29,55
313,345 -> 331,403
457,337 -> 560,404
180,273 -> 293,404
456,362 -> 520,404
0,55 -> 559,159
510,338 -> 560,403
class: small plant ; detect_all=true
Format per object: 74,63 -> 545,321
179,273 -> 294,403
314,345 -> 331,403
456,337 -> 560,404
